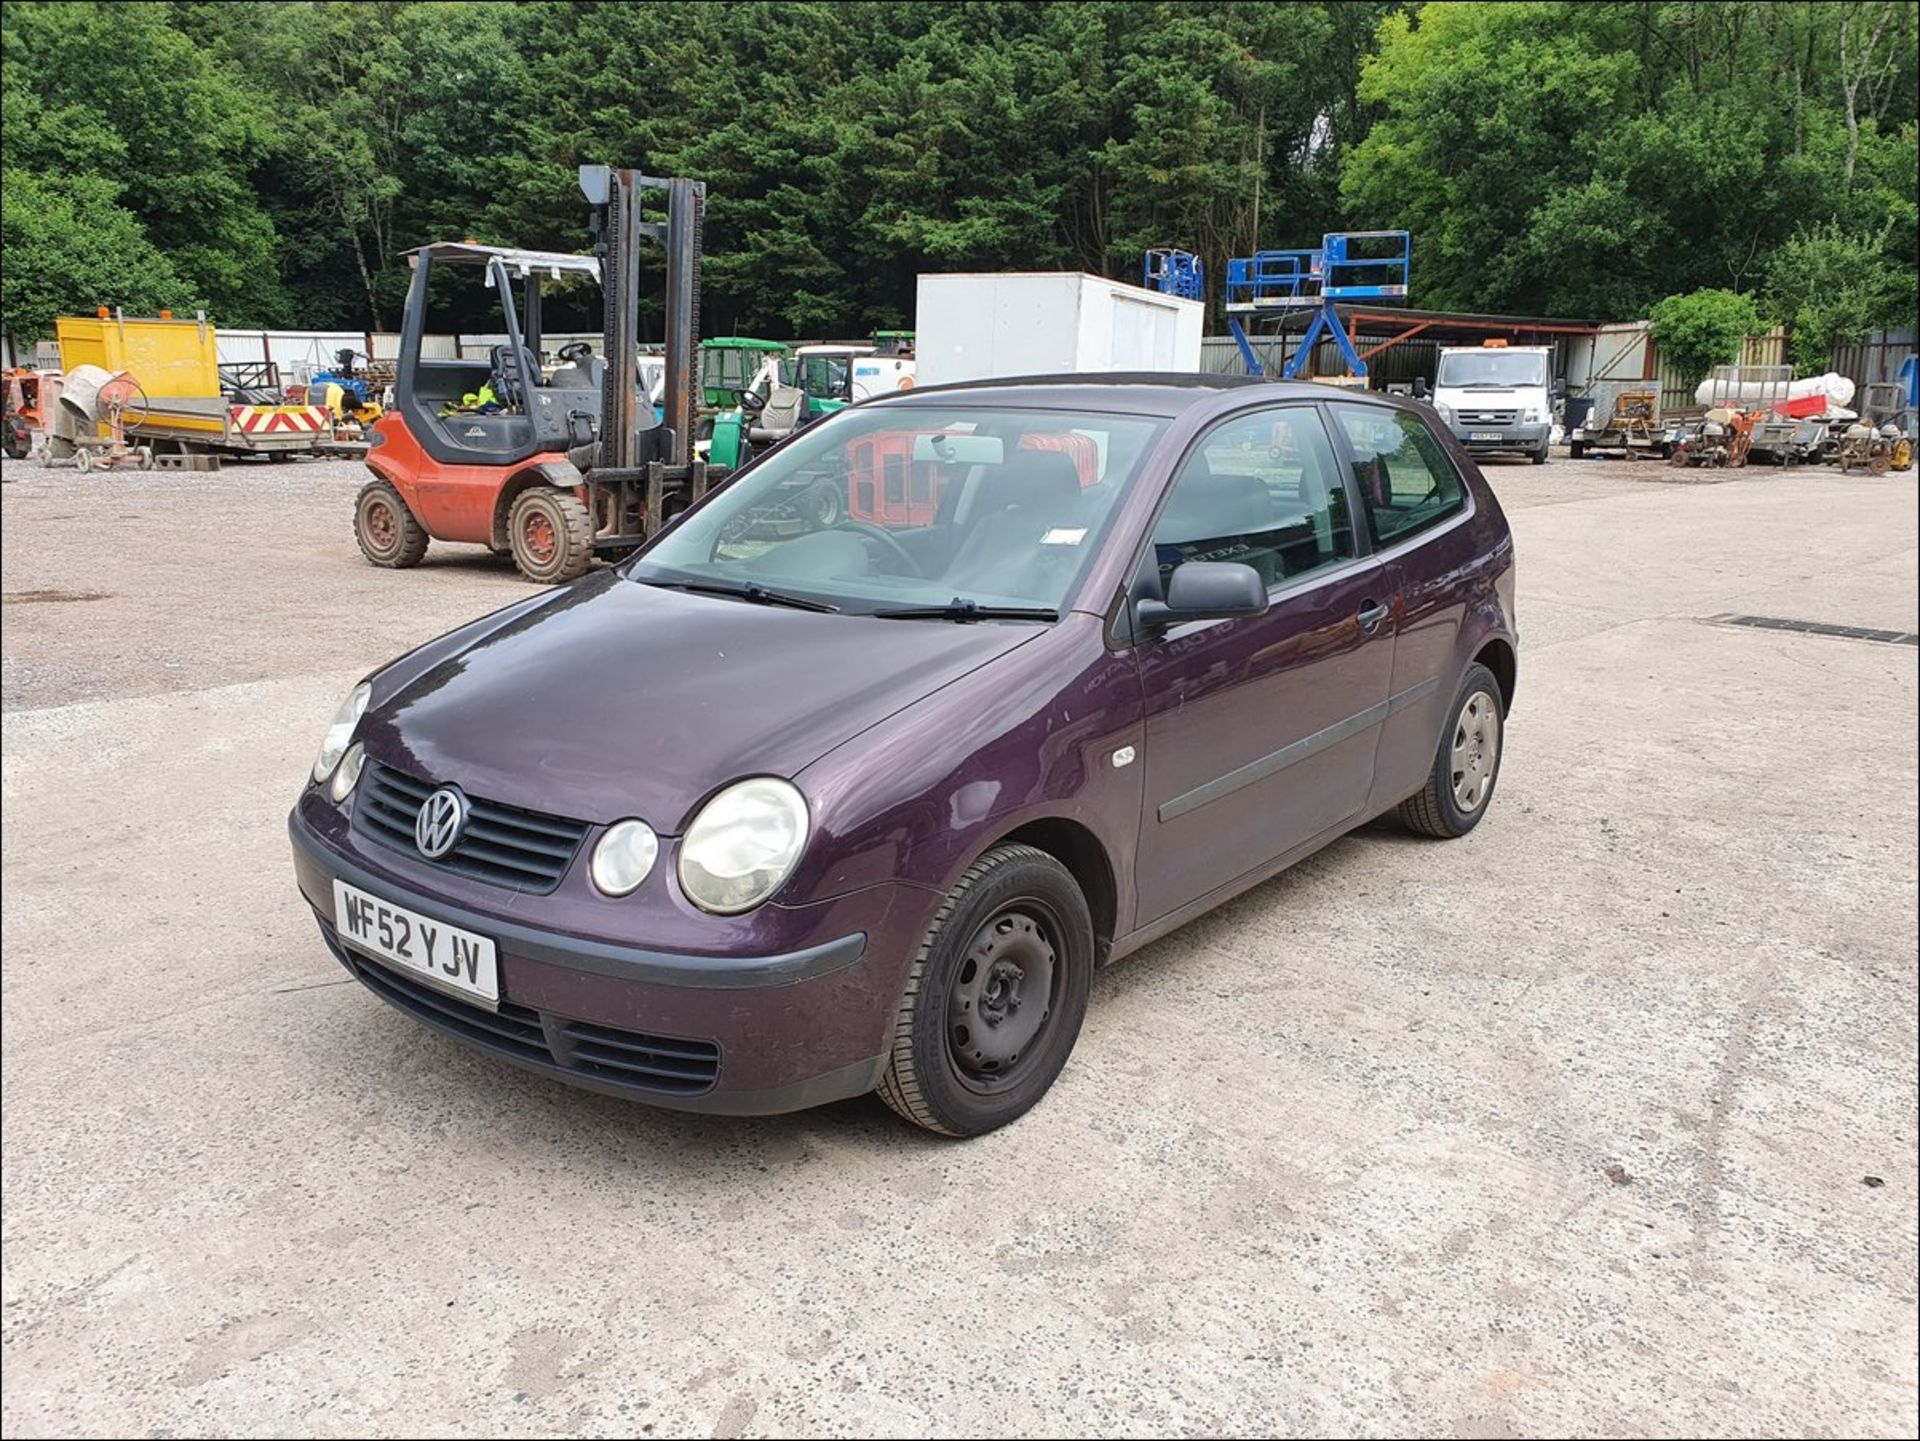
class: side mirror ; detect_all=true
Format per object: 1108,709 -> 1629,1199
1135,561 -> 1268,631
1412,377 -> 1430,400
1550,378 -> 1567,400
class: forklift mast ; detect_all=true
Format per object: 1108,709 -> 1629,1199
579,164 -> 703,469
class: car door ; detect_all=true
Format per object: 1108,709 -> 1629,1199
1131,403 -> 1396,926
1326,402 -> 1480,812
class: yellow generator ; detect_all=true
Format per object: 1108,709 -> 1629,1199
55,310 -> 328,462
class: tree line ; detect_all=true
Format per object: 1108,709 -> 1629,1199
3,1 -> 1915,368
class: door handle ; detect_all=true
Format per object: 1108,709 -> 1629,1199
1357,601 -> 1390,633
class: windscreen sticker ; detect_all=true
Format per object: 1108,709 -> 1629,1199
1041,527 -> 1088,546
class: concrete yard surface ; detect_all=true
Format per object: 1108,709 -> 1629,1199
2,451 -> 1916,1437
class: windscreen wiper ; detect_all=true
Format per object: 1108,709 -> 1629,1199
872,599 -> 1058,622
641,578 -> 840,613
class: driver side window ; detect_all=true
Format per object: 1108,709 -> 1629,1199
1152,405 -> 1354,591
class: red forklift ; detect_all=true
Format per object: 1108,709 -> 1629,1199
354,165 -> 715,583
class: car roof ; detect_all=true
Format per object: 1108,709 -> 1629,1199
869,372 -> 1394,418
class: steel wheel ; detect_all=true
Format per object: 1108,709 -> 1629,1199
878,844 -> 1094,1136
947,907 -> 1059,1091
354,479 -> 428,567
1450,689 -> 1500,813
521,509 -> 557,565
364,495 -> 397,550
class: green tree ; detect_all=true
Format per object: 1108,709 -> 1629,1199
1649,288 -> 1763,389
0,170 -> 196,340
1765,222 -> 1916,374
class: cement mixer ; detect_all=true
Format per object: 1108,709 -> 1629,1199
52,363 -> 152,471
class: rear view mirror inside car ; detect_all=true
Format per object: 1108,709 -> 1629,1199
912,433 -> 1004,466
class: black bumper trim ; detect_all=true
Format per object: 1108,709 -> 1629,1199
290,809 -> 866,989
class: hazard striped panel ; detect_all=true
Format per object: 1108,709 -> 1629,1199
229,405 -> 329,435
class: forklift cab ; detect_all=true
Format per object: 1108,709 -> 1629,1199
391,242 -> 642,467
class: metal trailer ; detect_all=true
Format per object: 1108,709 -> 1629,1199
1568,380 -> 1673,459
1700,365 -> 1818,465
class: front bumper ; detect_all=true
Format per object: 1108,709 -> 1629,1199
290,799 -> 926,1114
1451,421 -> 1550,453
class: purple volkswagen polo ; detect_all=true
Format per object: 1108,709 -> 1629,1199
290,375 -> 1516,1136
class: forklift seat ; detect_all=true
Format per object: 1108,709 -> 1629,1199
489,344 -> 542,408
748,384 -> 807,444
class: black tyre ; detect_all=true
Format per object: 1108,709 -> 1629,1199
1569,441 -> 1585,459
1398,662 -> 1505,839
355,479 -> 429,567
878,844 -> 1094,1137
508,486 -> 593,584
1530,443 -> 1548,465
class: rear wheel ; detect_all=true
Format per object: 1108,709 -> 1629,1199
878,844 -> 1093,1137
1569,441 -> 1585,459
1398,662 -> 1505,839
354,479 -> 429,567
508,486 -> 593,584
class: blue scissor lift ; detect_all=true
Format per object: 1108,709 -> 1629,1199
1225,231 -> 1410,380
1143,248 -> 1206,301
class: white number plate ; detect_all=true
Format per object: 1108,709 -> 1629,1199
1470,431 -> 1504,441
332,880 -> 499,1006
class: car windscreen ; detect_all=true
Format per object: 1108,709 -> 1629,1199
1436,351 -> 1548,388
630,405 -> 1166,616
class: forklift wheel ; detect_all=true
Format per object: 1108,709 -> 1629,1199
508,487 -> 593,584
355,480 -> 429,568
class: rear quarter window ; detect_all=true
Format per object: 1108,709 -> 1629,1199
1331,404 -> 1465,547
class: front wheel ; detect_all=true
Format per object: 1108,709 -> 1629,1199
1569,441 -> 1585,459
508,486 -> 593,584
1398,662 -> 1505,838
878,844 -> 1093,1137
355,479 -> 429,567
1530,443 -> 1548,465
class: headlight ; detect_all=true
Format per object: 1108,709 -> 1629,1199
329,743 -> 366,803
591,819 -> 660,897
678,778 -> 809,914
312,682 -> 371,783
1434,402 -> 1454,425
1525,408 -> 1544,423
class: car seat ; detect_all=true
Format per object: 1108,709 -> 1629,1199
941,450 -> 1086,600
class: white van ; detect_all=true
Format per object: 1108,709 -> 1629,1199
1429,343 -> 1561,465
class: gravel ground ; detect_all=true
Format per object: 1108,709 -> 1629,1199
2,445 -> 1915,1437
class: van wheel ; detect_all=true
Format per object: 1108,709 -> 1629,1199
508,487 -> 593,584
1569,441 -> 1585,459
878,844 -> 1093,1137
1530,443 -> 1548,465
1398,662 -> 1505,838
355,480 -> 429,567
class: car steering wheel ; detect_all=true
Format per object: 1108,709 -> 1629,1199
557,341 -> 594,364
842,519 -> 920,576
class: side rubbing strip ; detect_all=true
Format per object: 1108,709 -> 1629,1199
1157,676 -> 1441,823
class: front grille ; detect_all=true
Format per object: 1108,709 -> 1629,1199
353,762 -> 588,893
320,920 -> 721,1096
1457,408 -> 1519,426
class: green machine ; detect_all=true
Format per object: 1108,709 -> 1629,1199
699,337 -> 789,409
